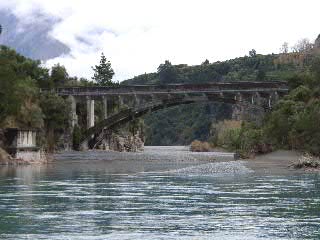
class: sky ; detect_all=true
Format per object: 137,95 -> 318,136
1,0 -> 320,81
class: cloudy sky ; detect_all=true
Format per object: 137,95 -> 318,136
1,0 -> 320,81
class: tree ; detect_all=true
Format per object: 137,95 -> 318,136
0,46 -> 43,127
292,38 -> 313,53
314,34 -> 320,49
249,49 -> 257,57
92,53 -> 115,86
202,59 -> 210,65
157,60 -> 177,83
40,93 -> 70,152
51,64 -> 69,87
280,42 -> 289,54
256,69 -> 266,80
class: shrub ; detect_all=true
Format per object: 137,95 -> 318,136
190,140 -> 211,152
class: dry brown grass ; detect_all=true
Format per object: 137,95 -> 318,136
190,140 -> 212,152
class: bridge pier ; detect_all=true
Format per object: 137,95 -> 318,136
87,97 -> 95,128
270,91 -> 279,108
235,93 -> 243,102
68,95 -> 78,128
254,92 -> 262,106
118,95 -> 124,111
102,96 -> 108,119
119,95 -> 124,106
134,94 -> 141,107
268,95 -> 272,108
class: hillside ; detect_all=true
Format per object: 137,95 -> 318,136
123,53 -> 304,85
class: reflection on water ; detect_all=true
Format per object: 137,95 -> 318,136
0,147 -> 319,239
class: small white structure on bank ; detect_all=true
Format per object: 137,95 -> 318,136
4,128 -> 42,162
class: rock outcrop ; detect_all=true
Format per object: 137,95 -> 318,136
96,130 -> 144,152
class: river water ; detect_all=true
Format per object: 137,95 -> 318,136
0,146 -> 319,239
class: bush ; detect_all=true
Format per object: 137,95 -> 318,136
72,125 -> 82,151
190,140 -> 211,152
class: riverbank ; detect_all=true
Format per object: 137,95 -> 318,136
243,150 -> 304,175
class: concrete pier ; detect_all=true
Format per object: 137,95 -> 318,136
102,96 -> 108,119
68,95 -> 78,128
87,97 -> 95,128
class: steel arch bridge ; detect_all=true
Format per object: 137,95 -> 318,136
44,81 -> 289,149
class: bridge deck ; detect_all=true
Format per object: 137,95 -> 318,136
42,81 -> 289,96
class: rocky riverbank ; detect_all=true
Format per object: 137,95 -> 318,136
291,153 -> 320,170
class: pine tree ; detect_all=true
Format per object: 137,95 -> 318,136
92,53 -> 115,86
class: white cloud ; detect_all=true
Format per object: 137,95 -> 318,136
1,0 -> 320,81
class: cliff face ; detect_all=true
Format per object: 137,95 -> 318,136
0,11 -> 70,60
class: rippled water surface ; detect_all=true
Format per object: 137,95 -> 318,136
0,147 -> 319,239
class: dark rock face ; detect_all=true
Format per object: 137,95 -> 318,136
0,10 -> 70,60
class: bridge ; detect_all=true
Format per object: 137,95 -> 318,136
47,81 -> 289,149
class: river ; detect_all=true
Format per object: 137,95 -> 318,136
0,146 -> 319,239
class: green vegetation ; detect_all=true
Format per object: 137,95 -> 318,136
0,46 -> 94,151
211,53 -> 320,157
144,103 -> 231,145
123,51 -> 304,85
0,46 -> 75,151
0,45 -> 125,152
72,125 -> 82,150
40,93 -> 70,151
0,46 -> 45,127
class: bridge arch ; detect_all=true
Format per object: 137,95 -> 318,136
79,93 -> 275,149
